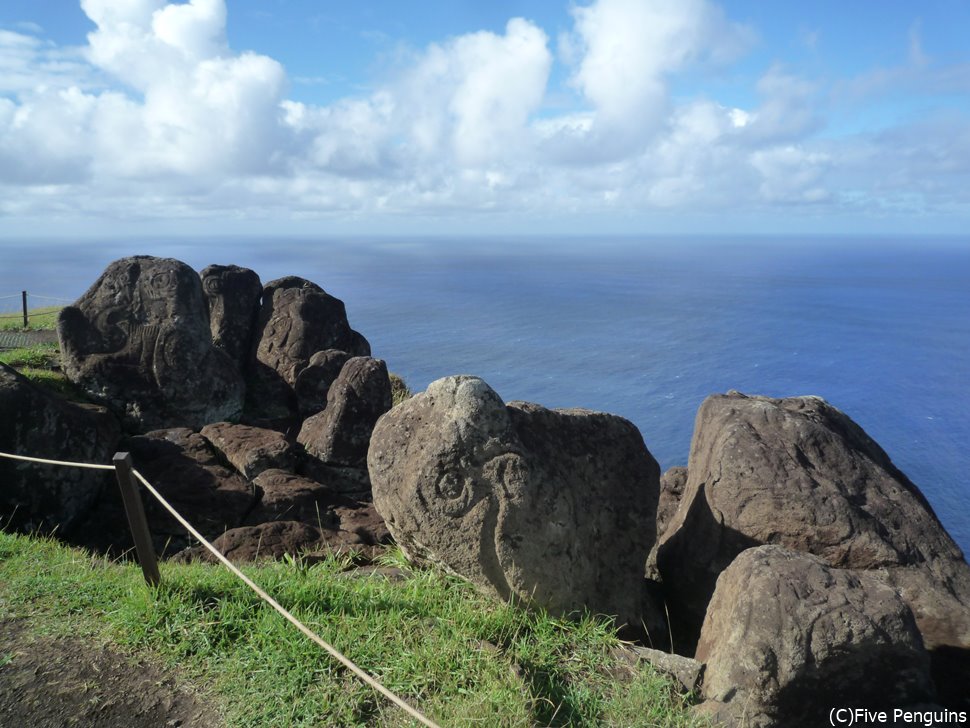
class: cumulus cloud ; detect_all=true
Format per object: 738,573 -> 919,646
0,0 -> 968,229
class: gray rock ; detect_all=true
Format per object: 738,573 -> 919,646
57,256 -> 245,431
200,422 -> 295,480
199,264 -> 262,366
615,645 -> 704,693
646,466 -> 688,579
695,546 -> 934,727
293,349 -> 352,416
368,375 -> 660,629
249,277 -> 370,417
298,357 -> 392,468
656,392 -> 970,664
0,363 -> 120,534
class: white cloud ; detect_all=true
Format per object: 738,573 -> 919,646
0,0 -> 968,230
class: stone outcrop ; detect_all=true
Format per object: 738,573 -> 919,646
0,363 -> 120,534
199,264 -> 262,366
368,375 -> 660,628
647,466 -> 688,578
57,256 -> 245,431
200,422 -> 294,480
695,546 -> 934,727
293,349 -> 351,416
249,277 -> 370,417
298,357 -> 392,468
657,392 -> 970,661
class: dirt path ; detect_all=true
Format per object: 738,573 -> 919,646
0,330 -> 58,350
0,619 -> 221,727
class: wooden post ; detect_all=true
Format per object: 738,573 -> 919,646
21,291 -> 27,329
113,452 -> 160,587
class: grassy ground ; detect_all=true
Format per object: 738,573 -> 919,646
0,305 -> 62,331
0,531 -> 703,727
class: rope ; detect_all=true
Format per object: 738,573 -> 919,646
28,295 -> 72,303
0,294 -> 23,300
0,450 -> 441,728
0,451 -> 115,471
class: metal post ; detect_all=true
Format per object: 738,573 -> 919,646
113,452 -> 160,587
21,291 -> 27,329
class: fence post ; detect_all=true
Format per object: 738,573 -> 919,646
113,451 -> 161,587
21,291 -> 27,329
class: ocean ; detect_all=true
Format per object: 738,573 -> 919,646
2,236 -> 968,554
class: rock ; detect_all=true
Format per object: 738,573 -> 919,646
613,645 -> 704,693
123,428 -> 256,551
368,375 -> 660,628
199,264 -> 262,366
657,466 -> 688,539
249,277 -> 370,417
0,363 -> 120,535
57,256 -> 245,431
695,546 -> 934,727
656,392 -> 970,664
200,422 -> 295,480
293,349 -> 351,416
646,466 -> 688,579
243,469 -> 353,527
298,357 -> 392,468
297,459 -> 373,498
179,521 -> 323,563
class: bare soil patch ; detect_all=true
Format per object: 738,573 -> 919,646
0,619 -> 220,727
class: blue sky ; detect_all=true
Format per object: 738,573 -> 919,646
1,0 -> 969,236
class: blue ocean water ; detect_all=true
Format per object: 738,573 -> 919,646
2,236 -> 969,554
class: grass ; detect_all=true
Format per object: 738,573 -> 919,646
0,341 -> 60,369
0,531 -> 704,727
389,373 -> 413,407
0,304 -> 62,331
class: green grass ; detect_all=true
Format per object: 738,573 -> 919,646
0,342 -> 60,369
0,532 -> 703,727
0,304 -> 62,331
389,373 -> 413,407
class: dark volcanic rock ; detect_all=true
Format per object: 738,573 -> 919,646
695,546 -> 934,727
293,349 -> 351,416
368,374 -> 661,629
57,256 -> 245,431
244,469 -> 352,527
656,392 -> 970,670
123,428 -> 256,551
248,277 -> 370,417
646,466 -> 689,579
199,264 -> 262,366
184,521 -> 323,563
200,422 -> 295,480
298,357 -> 392,468
0,363 -> 120,534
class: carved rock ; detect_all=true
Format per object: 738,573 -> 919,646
368,374 -> 660,628
199,264 -> 262,367
57,256 -> 245,431
249,277 -> 370,417
657,392 -> 970,655
695,546 -> 934,727
298,357 -> 392,468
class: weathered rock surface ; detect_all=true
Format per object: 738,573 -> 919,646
293,349 -> 351,416
613,645 -> 704,693
695,546 -> 934,727
199,264 -> 262,366
184,521 -> 323,563
657,392 -> 970,663
0,363 -> 120,534
646,466 -> 688,579
124,428 -> 256,551
249,277 -> 370,417
369,374 -> 660,628
57,256 -> 245,431
244,469 -> 351,527
298,357 -> 392,468
200,422 -> 294,480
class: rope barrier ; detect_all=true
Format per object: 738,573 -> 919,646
27,295 -> 72,302
0,449 -> 442,728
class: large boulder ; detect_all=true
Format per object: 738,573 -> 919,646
200,422 -> 295,480
57,256 -> 245,431
0,364 -> 120,534
368,375 -> 660,628
656,392 -> 970,688
293,349 -> 351,416
695,546 -> 934,727
298,357 -> 392,468
199,264 -> 262,367
248,277 -> 370,417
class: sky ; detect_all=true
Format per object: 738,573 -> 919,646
1,0 -> 969,237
